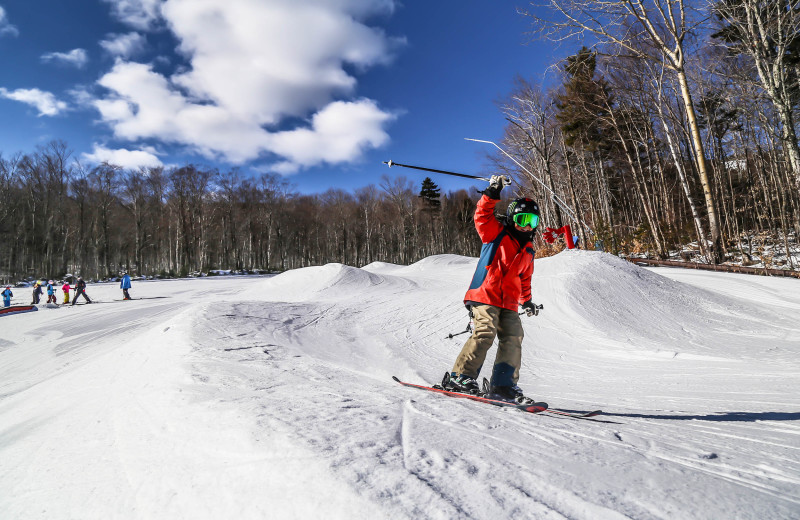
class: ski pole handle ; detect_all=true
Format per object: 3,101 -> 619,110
519,303 -> 543,317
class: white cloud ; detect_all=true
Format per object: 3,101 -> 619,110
0,6 -> 18,37
267,99 -> 394,172
0,87 -> 68,116
41,48 -> 89,68
95,61 -> 272,162
100,32 -> 147,58
82,144 -> 163,169
101,0 -> 162,30
91,0 -> 402,172
163,0 -> 401,123
67,86 -> 97,109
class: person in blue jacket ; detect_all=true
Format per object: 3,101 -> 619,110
120,272 -> 132,300
46,280 -> 57,304
2,286 -> 12,307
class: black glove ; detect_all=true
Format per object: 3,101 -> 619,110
521,300 -> 541,317
482,175 -> 509,200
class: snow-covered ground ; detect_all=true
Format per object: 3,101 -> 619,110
1,250 -> 799,519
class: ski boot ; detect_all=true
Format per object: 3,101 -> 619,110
438,372 -> 480,395
487,383 -> 538,405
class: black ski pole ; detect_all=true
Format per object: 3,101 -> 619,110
383,160 -> 490,182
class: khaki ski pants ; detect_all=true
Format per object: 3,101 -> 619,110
451,304 -> 523,386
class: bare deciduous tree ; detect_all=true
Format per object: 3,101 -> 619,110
522,0 -> 724,260
712,0 -> 800,204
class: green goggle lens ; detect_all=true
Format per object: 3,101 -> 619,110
513,213 -> 539,229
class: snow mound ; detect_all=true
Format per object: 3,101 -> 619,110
403,254 -> 476,270
256,255 -> 477,303
365,255 -> 475,278
361,261 -> 404,274
258,263 -> 414,302
533,250 -> 778,355
389,255 -> 478,285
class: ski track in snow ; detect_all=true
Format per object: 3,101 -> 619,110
1,251 -> 799,519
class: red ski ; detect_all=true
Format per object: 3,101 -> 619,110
392,376 -> 548,413
0,305 -> 38,317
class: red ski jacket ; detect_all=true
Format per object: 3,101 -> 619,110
463,195 -> 535,311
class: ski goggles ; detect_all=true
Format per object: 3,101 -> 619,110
512,212 -> 540,229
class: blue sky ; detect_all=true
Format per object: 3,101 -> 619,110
0,0 -> 567,194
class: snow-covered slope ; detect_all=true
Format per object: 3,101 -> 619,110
1,251 -> 799,519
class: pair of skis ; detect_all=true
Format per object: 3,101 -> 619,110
392,376 -> 602,419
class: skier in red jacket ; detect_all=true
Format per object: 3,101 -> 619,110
443,174 -> 542,403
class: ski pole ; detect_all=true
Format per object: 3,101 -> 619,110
383,160 -> 492,182
446,322 -> 473,339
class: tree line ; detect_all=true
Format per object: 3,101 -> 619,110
0,142 -> 483,282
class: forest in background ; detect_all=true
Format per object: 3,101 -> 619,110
0,148 -> 480,282
1,0 -> 799,282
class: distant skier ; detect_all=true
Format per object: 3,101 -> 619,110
120,272 -> 132,300
2,286 -> 12,307
31,282 -> 43,305
62,281 -> 71,304
46,280 -> 57,304
71,277 -> 91,305
443,174 -> 542,403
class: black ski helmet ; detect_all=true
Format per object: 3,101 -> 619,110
507,198 -> 540,221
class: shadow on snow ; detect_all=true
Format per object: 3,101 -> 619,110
603,411 -> 800,422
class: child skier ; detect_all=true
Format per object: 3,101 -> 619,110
31,282 -> 43,305
443,174 -> 542,404
46,280 -> 57,304
71,277 -> 91,305
120,272 -> 132,300
2,286 -> 12,307
62,281 -> 71,304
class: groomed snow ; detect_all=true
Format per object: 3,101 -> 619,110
1,250 -> 799,519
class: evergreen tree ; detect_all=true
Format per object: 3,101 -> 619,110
554,47 -> 616,249
419,177 -> 442,211
555,47 -> 613,151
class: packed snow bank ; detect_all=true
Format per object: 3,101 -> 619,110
364,255 -> 476,273
0,294 -> 379,519
533,250 -> 800,360
251,250 -> 799,361
253,263 -> 419,302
